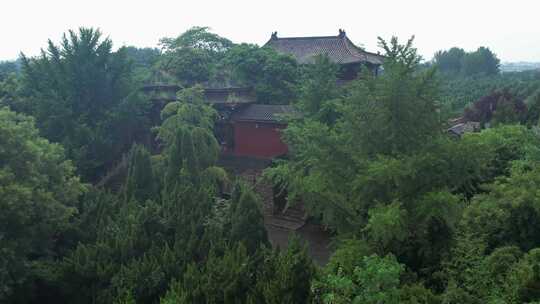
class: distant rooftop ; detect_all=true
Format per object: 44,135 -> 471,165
232,104 -> 294,123
265,29 -> 384,65
141,85 -> 255,104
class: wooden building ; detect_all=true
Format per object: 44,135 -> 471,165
210,90 -> 292,159
138,30 -> 385,262
142,29 -> 384,160
227,104 -> 291,158
265,29 -> 384,80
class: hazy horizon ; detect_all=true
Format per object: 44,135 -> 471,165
2,0 -> 540,62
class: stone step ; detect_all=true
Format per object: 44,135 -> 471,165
281,207 -> 305,218
265,215 -> 305,230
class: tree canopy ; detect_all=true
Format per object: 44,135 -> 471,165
2,25 -> 540,304
434,46 -> 500,76
0,107 -> 85,301
16,28 -> 151,181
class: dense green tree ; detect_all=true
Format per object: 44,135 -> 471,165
342,36 -> 440,157
433,46 -> 500,77
0,108 -> 85,302
266,36 -> 444,233
5,24 -> 540,304
251,236 -> 315,304
313,254 -> 404,304
222,43 -> 299,104
161,244 -> 253,304
124,144 -> 157,203
434,47 -> 465,74
161,236 -> 315,304
160,26 -> 233,53
18,28 -> 150,181
0,59 -> 20,81
229,180 -> 269,253
124,46 -> 161,83
462,47 -> 500,76
439,69 -> 540,116
0,73 -> 25,113
460,162 -> 540,252
157,86 -> 217,145
124,46 -> 161,70
158,26 -> 233,86
296,55 -> 341,123
525,89 -> 540,125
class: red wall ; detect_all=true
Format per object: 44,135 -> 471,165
233,121 -> 288,158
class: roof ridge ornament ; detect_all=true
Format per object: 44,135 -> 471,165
338,29 -> 346,38
271,31 -> 278,40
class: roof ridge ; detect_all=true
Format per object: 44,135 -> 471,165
271,35 -> 340,40
343,37 -> 385,59
342,36 -> 365,60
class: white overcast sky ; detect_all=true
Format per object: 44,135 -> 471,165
2,0 -> 539,62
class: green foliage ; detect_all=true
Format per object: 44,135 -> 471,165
364,202 -> 408,253
296,55 -> 341,123
399,284 -> 440,304
124,46 -> 161,83
0,59 -> 20,82
438,69 -> 540,116
6,24 -> 540,304
460,125 -> 540,178
434,48 -> 466,74
266,37 -> 444,233
18,28 -> 150,181
158,26 -> 233,86
343,36 -> 441,157
525,89 -> 540,125
313,254 -> 404,304
461,47 -> 500,76
434,46 -> 500,76
251,236 -> 315,304
0,73 -> 25,113
160,26 -> 233,53
124,144 -> 157,202
325,239 -> 373,276
161,236 -> 314,304
222,44 -> 300,104
442,235 -> 540,303
162,244 -> 253,304
229,180 -> 269,253
460,162 -> 540,252
157,85 -> 217,145
0,107 -> 85,301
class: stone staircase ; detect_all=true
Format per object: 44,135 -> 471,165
236,167 -> 307,231
96,154 -> 307,233
95,154 -> 128,192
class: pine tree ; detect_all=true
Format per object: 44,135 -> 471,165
124,144 -> 156,203
229,180 -> 269,253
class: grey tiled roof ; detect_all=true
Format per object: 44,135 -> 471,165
204,87 -> 256,104
232,104 -> 294,123
447,121 -> 481,136
141,85 -> 255,104
265,30 -> 384,65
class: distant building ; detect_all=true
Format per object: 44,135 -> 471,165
145,29 -> 384,160
209,88 -> 292,159
265,29 -> 384,80
135,31 -> 383,256
447,120 -> 481,137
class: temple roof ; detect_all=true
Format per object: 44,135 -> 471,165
141,85 -> 255,104
447,121 -> 481,137
265,29 -> 384,65
232,104 -> 294,123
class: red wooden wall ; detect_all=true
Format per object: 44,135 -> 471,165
233,121 -> 288,158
